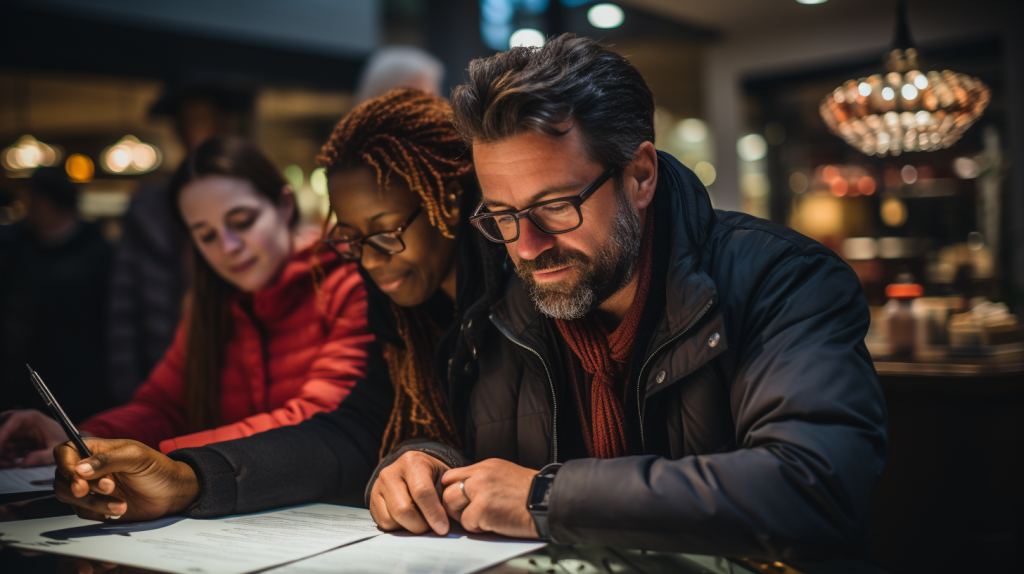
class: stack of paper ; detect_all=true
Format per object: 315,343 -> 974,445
0,504 -> 546,574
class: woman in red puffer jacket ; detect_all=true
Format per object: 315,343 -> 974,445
0,138 -> 371,465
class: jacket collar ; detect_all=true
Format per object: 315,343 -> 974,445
234,239 -> 333,324
491,151 -> 721,355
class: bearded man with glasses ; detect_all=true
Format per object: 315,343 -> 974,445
365,34 -> 888,560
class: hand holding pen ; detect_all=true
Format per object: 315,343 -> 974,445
23,365 -> 200,522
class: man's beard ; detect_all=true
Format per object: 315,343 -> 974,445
516,185 -> 643,320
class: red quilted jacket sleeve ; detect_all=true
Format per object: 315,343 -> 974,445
157,265 -> 371,452
79,322 -> 190,448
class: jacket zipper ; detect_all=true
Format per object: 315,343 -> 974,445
491,316 -> 558,463
635,299 -> 713,453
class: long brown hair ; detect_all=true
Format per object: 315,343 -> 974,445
168,137 -> 295,433
318,88 -> 474,457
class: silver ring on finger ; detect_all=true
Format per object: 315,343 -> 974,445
459,480 -> 470,503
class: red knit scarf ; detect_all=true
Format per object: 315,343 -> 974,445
555,208 -> 654,459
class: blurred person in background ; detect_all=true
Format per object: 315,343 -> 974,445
0,167 -> 113,428
355,46 -> 445,103
0,138 -> 370,467
107,77 -> 253,404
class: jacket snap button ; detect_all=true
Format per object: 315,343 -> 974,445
472,346 -> 477,359
655,371 -> 666,384
708,332 -> 720,347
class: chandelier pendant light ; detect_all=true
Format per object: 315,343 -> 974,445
819,1 -> 990,157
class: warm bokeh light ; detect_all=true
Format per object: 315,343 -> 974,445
65,153 -> 95,183
881,196 -> 908,227
901,165 -> 918,184
693,161 -> 716,186
311,167 -> 328,196
101,135 -> 162,175
676,118 -> 707,143
737,133 -> 767,162
858,176 -> 876,195
796,192 -> 843,238
830,178 -> 848,197
587,4 -> 624,29
2,135 -> 61,172
509,28 -> 545,48
953,157 -> 980,179
284,164 -> 304,191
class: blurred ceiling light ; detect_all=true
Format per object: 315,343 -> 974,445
953,157 -> 980,179
588,4 -> 624,29
510,28 -> 545,48
796,0 -> 828,4
66,154 -> 95,183
310,167 -> 328,196
676,118 -> 707,143
2,135 -> 61,172
819,2 -> 989,157
737,133 -> 767,162
693,161 -> 716,186
101,135 -> 162,175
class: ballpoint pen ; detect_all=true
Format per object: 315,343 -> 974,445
26,364 -> 93,458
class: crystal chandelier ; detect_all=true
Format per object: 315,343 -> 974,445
819,2 -> 990,157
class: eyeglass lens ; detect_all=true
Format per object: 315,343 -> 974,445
477,200 -> 581,242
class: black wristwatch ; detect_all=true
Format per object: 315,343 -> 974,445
527,462 -> 562,541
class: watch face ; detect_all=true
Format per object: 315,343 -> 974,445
528,476 -> 554,510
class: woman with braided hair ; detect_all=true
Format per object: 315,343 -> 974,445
51,89 -> 511,532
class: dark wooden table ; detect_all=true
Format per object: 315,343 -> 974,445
865,353 -> 1024,574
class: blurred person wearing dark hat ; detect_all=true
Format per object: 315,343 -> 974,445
0,167 -> 114,432
107,77 -> 253,404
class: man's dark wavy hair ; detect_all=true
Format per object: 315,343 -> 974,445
451,33 -> 655,170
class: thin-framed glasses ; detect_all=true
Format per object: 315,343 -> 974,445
323,205 -> 423,261
469,168 -> 615,243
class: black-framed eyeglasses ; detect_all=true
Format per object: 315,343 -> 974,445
469,168 -> 615,243
323,205 -> 423,261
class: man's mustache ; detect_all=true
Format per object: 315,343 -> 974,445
516,247 -> 591,279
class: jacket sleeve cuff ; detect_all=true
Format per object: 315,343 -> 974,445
168,447 -> 238,519
363,439 -> 470,507
545,458 -> 586,545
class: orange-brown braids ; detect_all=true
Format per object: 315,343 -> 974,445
318,88 -> 472,458
318,88 -> 474,238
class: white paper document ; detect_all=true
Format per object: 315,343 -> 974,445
0,503 -> 382,574
266,528 -> 547,574
0,464 -> 56,493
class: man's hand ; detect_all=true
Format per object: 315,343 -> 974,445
53,438 -> 200,522
368,450 -> 451,535
0,409 -> 72,467
440,459 -> 539,539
